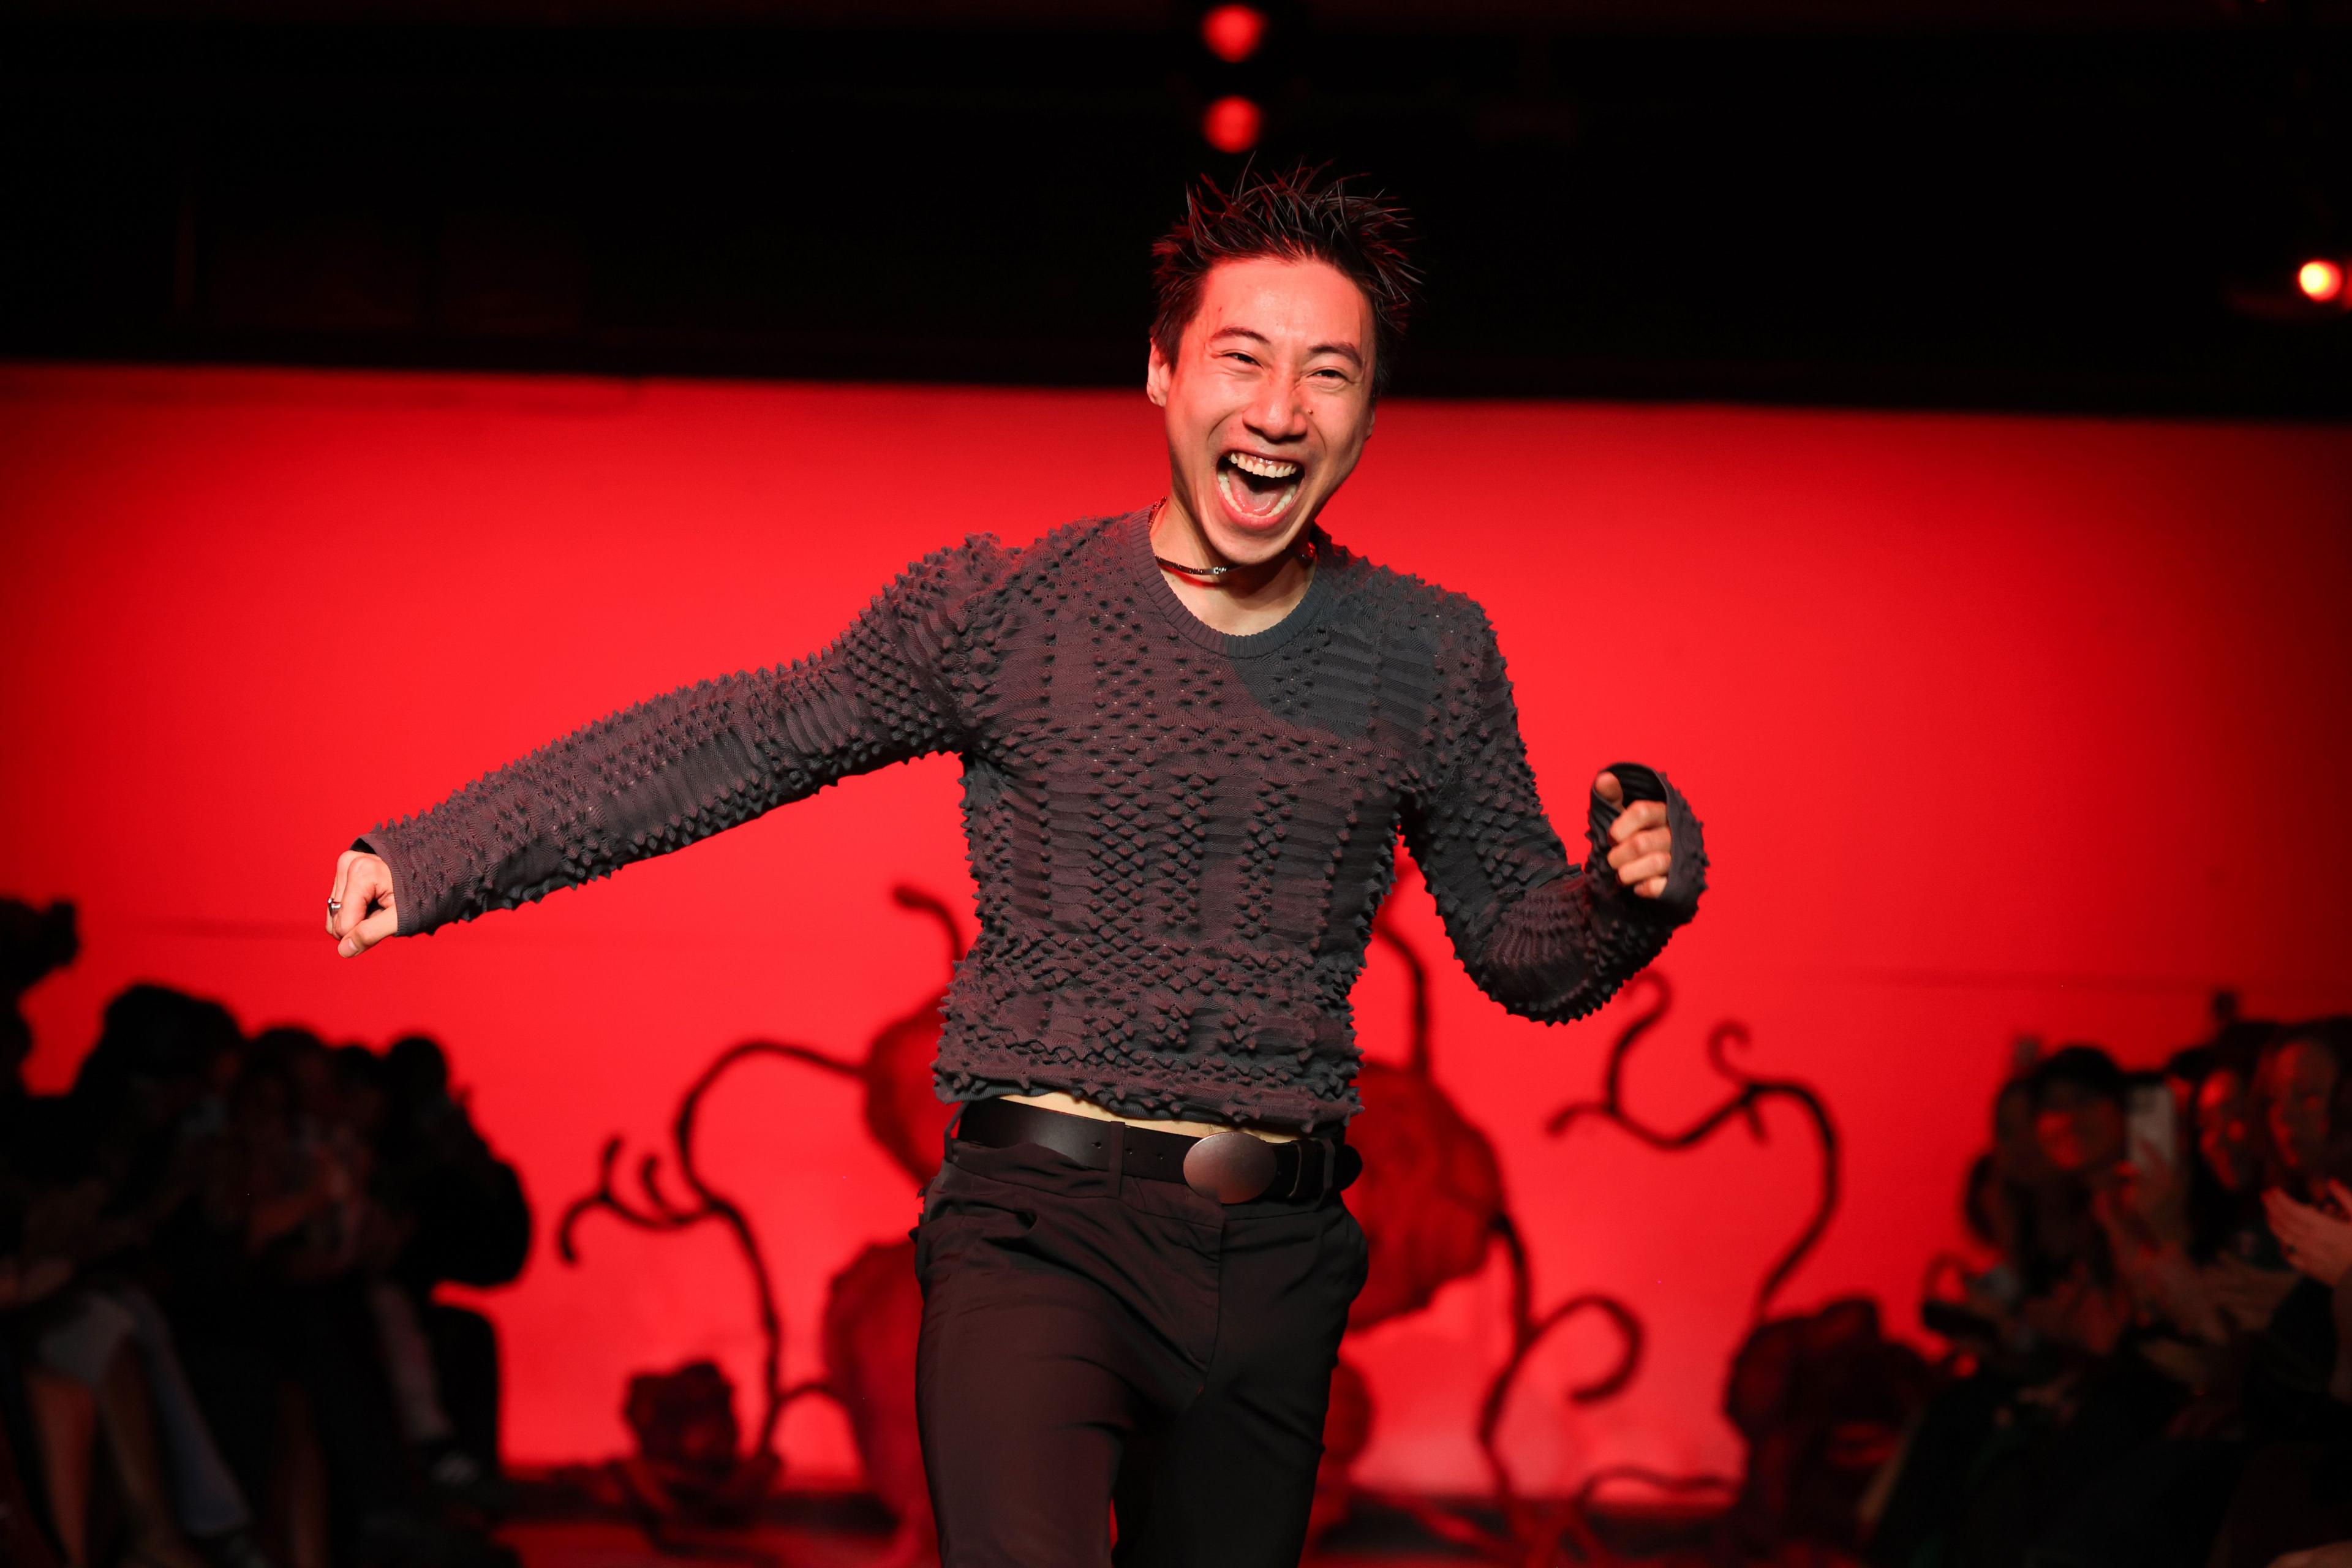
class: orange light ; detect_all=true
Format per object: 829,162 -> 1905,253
1201,4 -> 1267,64
1202,96 -> 1261,153
2297,258 -> 2345,303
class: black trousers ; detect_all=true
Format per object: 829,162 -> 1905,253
913,1129 -> 1370,1568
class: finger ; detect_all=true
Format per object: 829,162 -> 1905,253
1593,771 -> 1623,808
331,862 -> 368,940
1638,873 -> 1667,897
328,849 -> 360,935
1616,851 -> 1672,888
1608,801 -> 1666,846
1608,826 -> 1672,868
338,906 -> 398,959
336,862 -> 392,941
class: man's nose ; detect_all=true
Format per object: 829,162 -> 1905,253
1243,379 -> 1310,441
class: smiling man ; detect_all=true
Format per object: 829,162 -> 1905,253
325,165 -> 1708,1567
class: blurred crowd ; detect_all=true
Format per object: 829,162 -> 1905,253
10,875 -> 2351,1568
1868,1006 -> 2352,1568
1,900 -> 529,1568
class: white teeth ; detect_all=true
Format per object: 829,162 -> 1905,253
1226,452 -> 1300,479
1216,466 -> 1302,522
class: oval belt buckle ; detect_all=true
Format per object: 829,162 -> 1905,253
1183,1131 -> 1279,1204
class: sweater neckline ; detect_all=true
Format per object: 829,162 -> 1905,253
1121,505 -> 1335,659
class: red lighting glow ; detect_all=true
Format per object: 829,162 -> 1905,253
2298,258 -> 2345,304
1202,95 -> 1262,153
7,363 -> 2352,1483
1201,4 -> 1267,64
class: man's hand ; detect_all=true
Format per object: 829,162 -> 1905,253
327,850 -> 399,958
1595,771 -> 1672,898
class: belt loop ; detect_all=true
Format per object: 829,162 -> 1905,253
1104,1120 -> 1126,1195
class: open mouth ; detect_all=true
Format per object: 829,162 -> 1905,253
1214,450 -> 1303,525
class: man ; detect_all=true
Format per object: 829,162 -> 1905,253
326,165 -> 1707,1567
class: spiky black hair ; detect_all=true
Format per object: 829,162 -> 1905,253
1150,161 -> 1420,396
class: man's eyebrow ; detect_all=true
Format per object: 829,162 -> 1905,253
1206,326 -> 1365,366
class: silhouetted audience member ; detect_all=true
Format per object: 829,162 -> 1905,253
1872,1011 -> 2352,1568
371,1036 -> 527,1500
9,883 -> 2350,1568
1,894 -> 529,1568
1872,1049 -> 2132,1568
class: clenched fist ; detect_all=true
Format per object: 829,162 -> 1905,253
1595,770 -> 1672,898
325,850 -> 399,958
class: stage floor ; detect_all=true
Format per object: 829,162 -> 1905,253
500,1517 -> 1519,1567
497,1506 -> 1746,1566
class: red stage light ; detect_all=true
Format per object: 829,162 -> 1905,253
1203,95 -> 1261,153
1201,4 -> 1267,64
2297,258 -> 2345,304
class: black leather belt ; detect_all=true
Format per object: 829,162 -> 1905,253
954,1097 -> 1361,1205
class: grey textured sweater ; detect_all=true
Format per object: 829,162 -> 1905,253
361,508 -> 1707,1130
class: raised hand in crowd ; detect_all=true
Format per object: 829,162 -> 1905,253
2208,1252 -> 2305,1333
2265,1180 -> 2352,1287
2270,1546 -> 2352,1568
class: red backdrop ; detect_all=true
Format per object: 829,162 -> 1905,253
3,363 -> 2348,1492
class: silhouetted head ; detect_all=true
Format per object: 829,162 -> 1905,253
248,1025 -> 334,1123
2190,1064 -> 2262,1194
2029,1044 -> 2128,1176
2259,1021 -> 2351,1191
76,983 -> 241,1126
0,897 -> 78,1005
385,1033 -> 451,1106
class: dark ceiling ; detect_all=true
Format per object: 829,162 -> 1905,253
4,1 -> 2346,414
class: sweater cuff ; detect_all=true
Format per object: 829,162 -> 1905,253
1585,761 -> 1708,925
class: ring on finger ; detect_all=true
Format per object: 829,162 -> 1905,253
327,899 -> 343,913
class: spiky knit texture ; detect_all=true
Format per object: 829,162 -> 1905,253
361,509 -> 1706,1131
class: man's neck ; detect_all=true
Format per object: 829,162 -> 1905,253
1150,499 -> 1313,637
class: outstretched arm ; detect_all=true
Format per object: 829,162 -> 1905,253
326,536 -> 1003,956
1398,611 -> 1706,1022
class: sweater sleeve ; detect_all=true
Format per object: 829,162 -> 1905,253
358,535 -> 1006,937
1398,608 -> 1708,1023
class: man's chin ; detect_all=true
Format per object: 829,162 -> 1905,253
1205,497 -> 1316,560
1204,526 -> 1308,566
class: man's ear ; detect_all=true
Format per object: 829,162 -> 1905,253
1145,341 -> 1170,407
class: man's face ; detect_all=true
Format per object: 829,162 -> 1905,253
1147,255 -> 1377,565
2035,1082 -> 2125,1175
2261,1041 -> 2339,1180
2195,1068 -> 2261,1193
